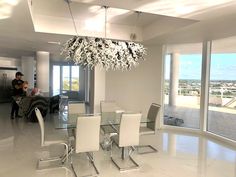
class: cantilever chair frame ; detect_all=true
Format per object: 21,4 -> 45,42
99,101 -> 119,150
110,113 -> 142,172
35,107 -> 69,171
70,115 -> 101,177
138,103 -> 161,154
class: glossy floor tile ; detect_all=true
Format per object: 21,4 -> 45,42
0,103 -> 235,177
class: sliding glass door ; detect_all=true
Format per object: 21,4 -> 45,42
164,43 -> 202,129
164,37 -> 236,142
207,38 -> 236,141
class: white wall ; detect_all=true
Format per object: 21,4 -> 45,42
36,51 -> 49,93
21,56 -> 35,88
93,67 -> 106,113
105,45 -> 164,126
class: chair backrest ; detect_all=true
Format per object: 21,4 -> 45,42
75,115 -> 101,153
100,101 -> 118,112
146,103 -> 161,131
119,113 -> 142,147
68,102 -> 85,114
35,107 -> 45,146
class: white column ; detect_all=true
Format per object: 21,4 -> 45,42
36,51 -> 50,94
93,67 -> 106,113
200,41 -> 211,132
21,56 -> 34,88
169,53 -> 179,106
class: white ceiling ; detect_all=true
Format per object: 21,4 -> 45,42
0,0 -> 236,60
72,0 -> 236,20
31,0 -> 197,41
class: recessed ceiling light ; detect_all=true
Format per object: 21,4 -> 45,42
5,0 -> 19,6
47,41 -> 61,45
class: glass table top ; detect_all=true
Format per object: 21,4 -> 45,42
54,112 -> 153,129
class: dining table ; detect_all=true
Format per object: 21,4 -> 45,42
54,111 -> 153,130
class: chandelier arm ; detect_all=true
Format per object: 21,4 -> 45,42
66,0 -> 78,35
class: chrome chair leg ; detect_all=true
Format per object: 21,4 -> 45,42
37,143 -> 69,170
70,152 -> 99,177
137,145 -> 158,154
110,143 -> 139,172
87,152 -> 99,175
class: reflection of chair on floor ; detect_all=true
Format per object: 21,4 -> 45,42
138,103 -> 161,154
35,107 -> 69,170
71,115 -> 101,177
110,113 -> 142,171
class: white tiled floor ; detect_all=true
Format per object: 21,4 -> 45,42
0,103 -> 235,177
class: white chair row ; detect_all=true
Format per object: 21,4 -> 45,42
35,102 -> 161,175
100,101 -> 161,154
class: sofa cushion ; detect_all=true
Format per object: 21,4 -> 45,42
19,96 -> 49,122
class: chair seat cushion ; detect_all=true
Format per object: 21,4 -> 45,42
139,127 -> 155,135
44,134 -> 68,146
44,139 -> 67,146
101,125 -> 118,134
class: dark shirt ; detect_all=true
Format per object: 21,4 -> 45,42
12,79 -> 24,96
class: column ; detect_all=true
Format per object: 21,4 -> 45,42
200,41 -> 211,132
169,53 -> 180,106
93,67 -> 105,113
36,51 -> 50,95
21,56 -> 35,88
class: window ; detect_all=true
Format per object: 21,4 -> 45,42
164,43 -> 202,129
208,44 -> 236,141
71,66 -> 79,91
52,65 -> 80,95
52,65 -> 60,95
62,66 -> 70,91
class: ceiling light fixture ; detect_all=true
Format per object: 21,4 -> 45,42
48,41 -> 61,45
61,0 -> 146,70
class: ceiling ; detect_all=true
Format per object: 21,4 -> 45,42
0,0 -> 236,60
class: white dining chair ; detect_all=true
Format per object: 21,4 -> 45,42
71,115 -> 101,177
100,101 -> 123,150
110,113 -> 142,171
138,103 -> 161,154
35,107 -> 69,170
68,102 -> 86,114
67,102 -> 86,143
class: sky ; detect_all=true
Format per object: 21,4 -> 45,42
165,53 -> 236,81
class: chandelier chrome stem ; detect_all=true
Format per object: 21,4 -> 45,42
66,0 -> 78,35
103,6 -> 109,39
131,11 -> 141,41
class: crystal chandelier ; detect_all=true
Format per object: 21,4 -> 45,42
61,1 -> 146,70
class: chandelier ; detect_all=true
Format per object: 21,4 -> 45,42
61,1 -> 146,70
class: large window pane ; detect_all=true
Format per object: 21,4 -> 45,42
208,38 -> 236,141
52,65 -> 60,95
164,44 -> 202,129
71,66 -> 79,91
62,66 -> 70,90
